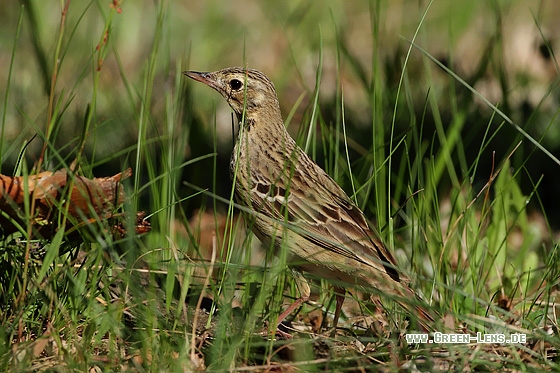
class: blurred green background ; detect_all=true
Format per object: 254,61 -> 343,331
1,0 -> 559,220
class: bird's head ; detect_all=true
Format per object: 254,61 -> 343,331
183,67 -> 280,119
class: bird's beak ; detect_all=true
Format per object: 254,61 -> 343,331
183,71 -> 220,91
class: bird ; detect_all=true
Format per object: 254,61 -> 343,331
183,67 -> 434,334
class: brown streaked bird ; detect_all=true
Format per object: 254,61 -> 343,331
184,67 -> 433,334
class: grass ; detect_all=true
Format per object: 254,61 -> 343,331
1,0 -> 559,371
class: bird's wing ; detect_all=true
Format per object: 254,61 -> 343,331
248,151 -> 402,284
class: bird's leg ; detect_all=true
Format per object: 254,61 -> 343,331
331,287 -> 346,337
275,269 -> 310,331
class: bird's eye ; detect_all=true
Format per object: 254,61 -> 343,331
229,79 -> 243,90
